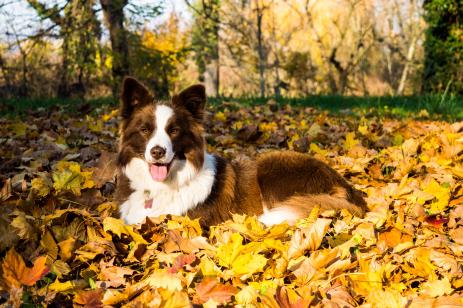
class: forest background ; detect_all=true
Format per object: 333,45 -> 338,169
0,0 -> 461,104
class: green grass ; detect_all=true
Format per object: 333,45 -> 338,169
2,94 -> 462,120
0,97 -> 117,117
210,95 -> 463,120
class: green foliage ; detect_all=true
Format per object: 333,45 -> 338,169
423,0 -> 463,94
282,51 -> 317,95
190,0 -> 220,79
420,80 -> 461,120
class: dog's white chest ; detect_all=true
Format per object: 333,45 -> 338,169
119,155 -> 216,225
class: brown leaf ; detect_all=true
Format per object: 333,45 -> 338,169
236,125 -> 262,142
74,289 -> 103,308
0,179 -> 12,201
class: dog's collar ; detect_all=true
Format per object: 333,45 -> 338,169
144,190 -> 153,209
144,199 -> 153,209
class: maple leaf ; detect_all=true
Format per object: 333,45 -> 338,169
216,233 -> 268,276
1,249 -> 49,289
422,179 -> 451,214
52,161 -> 95,196
343,132 -> 360,151
193,277 -> 238,305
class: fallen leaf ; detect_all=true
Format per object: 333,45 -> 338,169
1,249 -> 49,289
194,278 -> 238,305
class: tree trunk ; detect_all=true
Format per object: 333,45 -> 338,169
204,59 -> 219,97
397,34 -> 418,95
256,7 -> 265,97
100,0 -> 129,96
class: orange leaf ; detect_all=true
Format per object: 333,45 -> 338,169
194,277 -> 237,304
168,253 -> 196,273
1,249 -> 49,289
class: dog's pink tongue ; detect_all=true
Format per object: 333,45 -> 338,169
150,164 -> 168,181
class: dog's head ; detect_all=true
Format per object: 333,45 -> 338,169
118,77 -> 206,183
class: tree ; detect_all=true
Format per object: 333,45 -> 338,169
188,0 -> 221,97
423,0 -> 463,94
100,0 -> 130,96
27,0 -> 100,98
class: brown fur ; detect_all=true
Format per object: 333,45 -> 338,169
185,156 -> 263,225
257,151 -> 367,215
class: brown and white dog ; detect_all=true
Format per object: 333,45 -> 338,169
116,77 -> 367,226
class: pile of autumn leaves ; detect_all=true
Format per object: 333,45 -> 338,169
1,103 -> 463,307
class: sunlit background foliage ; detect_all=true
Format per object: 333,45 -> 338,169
0,0 -> 461,99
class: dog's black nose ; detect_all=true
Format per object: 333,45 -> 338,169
150,146 -> 166,159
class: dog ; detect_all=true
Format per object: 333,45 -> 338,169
116,77 -> 367,226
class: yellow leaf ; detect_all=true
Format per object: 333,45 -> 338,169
343,132 -> 359,151
365,289 -> 408,308
58,238 -> 76,262
287,218 -> 331,259
358,124 -> 368,135
231,253 -> 267,276
102,217 -> 148,245
200,256 -> 220,276
49,279 -> 87,292
145,271 -> 182,292
162,290 -> 191,308
310,143 -> 328,155
420,277 -> 453,297
31,177 -> 51,197
216,233 -> 244,268
214,111 -> 227,122
9,122 -> 28,136
259,121 -> 278,133
235,286 -> 258,305
307,123 -> 321,138
52,161 -> 95,196
287,133 -> 300,150
422,179 -> 451,214
216,233 -> 267,276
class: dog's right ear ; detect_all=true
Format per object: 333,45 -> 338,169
120,77 -> 153,118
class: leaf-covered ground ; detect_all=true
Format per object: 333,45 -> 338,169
1,102 -> 463,307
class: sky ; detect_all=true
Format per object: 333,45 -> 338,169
0,0 -> 191,44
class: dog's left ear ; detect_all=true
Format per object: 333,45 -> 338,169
173,84 -> 206,121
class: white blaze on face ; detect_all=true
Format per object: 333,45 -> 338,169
144,105 -> 175,164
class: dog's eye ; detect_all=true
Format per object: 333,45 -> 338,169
141,127 -> 150,134
168,127 -> 179,135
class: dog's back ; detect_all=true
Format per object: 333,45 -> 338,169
256,151 -> 367,225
